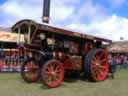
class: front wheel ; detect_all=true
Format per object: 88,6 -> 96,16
21,59 -> 40,83
41,59 -> 64,88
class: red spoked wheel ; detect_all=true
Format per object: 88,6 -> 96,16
85,48 -> 109,81
41,59 -> 64,88
82,41 -> 95,55
21,59 -> 40,83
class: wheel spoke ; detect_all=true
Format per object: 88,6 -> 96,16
50,64 -> 54,72
55,65 -> 60,72
101,58 -> 107,63
93,57 -> 97,62
45,71 -> 51,76
95,71 -> 99,78
53,75 -> 58,81
47,75 -> 53,82
99,70 -> 104,76
46,66 -> 51,71
98,70 -> 106,80
92,59 -> 97,65
92,64 -> 97,72
98,54 -> 104,60
52,63 -> 56,70
100,65 -> 107,69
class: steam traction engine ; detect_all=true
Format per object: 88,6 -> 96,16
12,19 -> 112,88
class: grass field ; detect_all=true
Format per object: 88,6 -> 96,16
0,68 -> 128,96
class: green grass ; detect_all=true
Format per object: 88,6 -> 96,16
0,68 -> 128,96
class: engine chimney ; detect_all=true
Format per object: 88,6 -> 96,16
42,0 -> 51,23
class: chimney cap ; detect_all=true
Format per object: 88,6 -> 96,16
41,16 -> 50,23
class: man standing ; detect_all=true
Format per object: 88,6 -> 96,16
109,55 -> 116,79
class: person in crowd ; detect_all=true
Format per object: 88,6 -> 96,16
120,55 -> 124,69
108,55 -> 116,79
120,55 -> 127,69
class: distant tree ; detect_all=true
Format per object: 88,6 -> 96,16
120,37 -> 124,40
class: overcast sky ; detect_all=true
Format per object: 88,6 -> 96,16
0,0 -> 128,41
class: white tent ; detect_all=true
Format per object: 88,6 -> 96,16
0,31 -> 24,43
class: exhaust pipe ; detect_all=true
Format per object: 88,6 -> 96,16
42,0 -> 51,23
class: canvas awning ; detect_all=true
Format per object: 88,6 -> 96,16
107,41 -> 128,53
0,31 -> 24,43
107,45 -> 126,53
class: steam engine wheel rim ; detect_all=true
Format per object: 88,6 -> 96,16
91,49 -> 109,81
21,59 -> 40,82
41,60 -> 64,88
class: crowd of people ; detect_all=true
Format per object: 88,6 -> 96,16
108,53 -> 128,78
109,54 -> 128,69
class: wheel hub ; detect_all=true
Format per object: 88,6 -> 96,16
51,71 -> 55,75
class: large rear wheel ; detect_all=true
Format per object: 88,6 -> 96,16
41,59 -> 64,88
21,59 -> 40,83
85,48 -> 109,81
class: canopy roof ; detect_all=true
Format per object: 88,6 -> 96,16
12,19 -> 112,43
